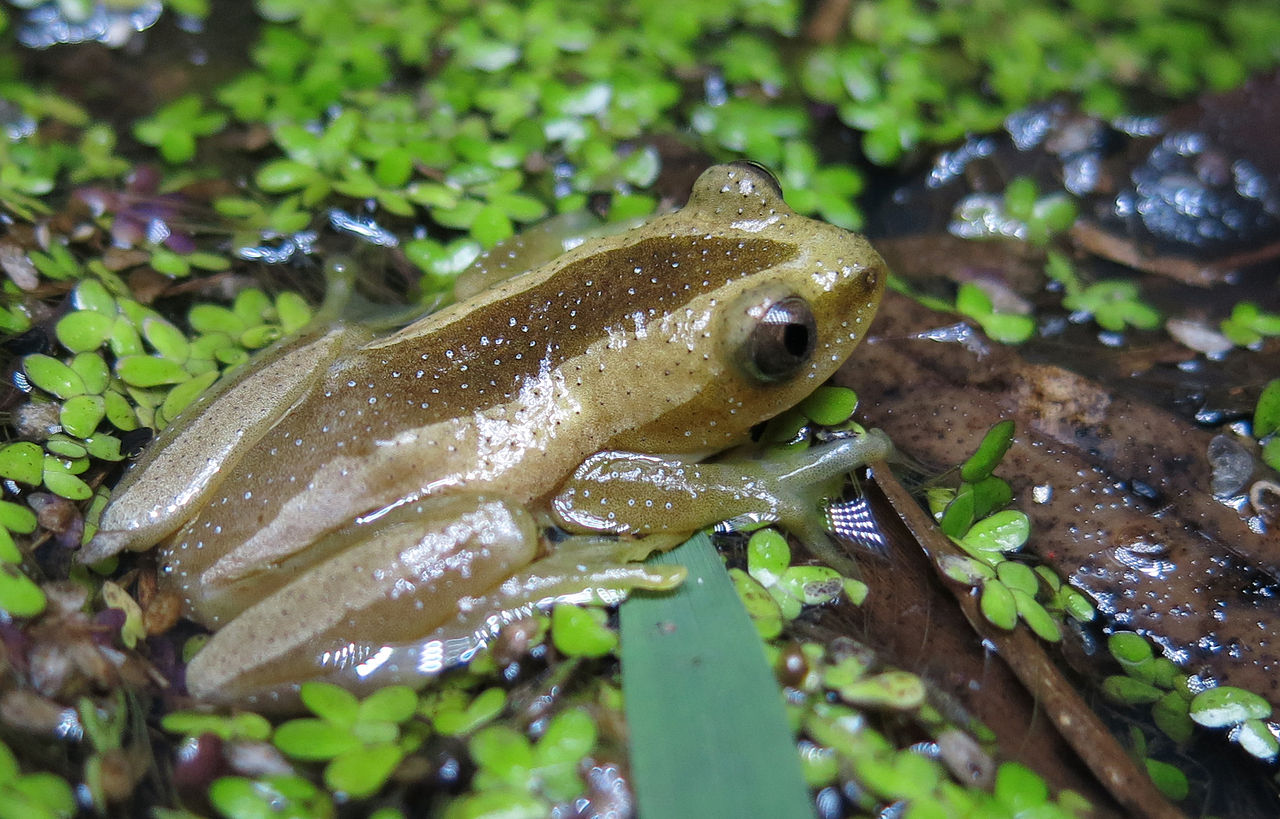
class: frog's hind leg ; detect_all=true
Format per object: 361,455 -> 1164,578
388,532 -> 687,670
181,494 -> 682,708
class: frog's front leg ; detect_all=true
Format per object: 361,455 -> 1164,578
184,494 -> 683,707
552,429 -> 894,568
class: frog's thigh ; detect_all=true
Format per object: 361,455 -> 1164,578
184,494 -> 537,704
85,325 -> 367,561
552,431 -> 894,537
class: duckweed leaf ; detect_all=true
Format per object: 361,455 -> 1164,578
1264,437 -> 1280,472
72,279 -> 115,314
799,386 -> 858,426
325,743 -> 403,797
275,292 -> 312,333
2,770 -> 76,818
116,356 -> 191,388
189,304 -> 248,336
470,726 -> 534,788
1011,589 -> 1061,642
1060,587 -> 1096,622
161,710 -> 272,742
149,249 -> 191,278
979,579 -> 1018,629
746,528 -> 790,585
938,554 -> 995,585
836,671 -> 926,710
1002,177 -> 1038,222
995,561 -> 1038,596
961,510 -> 1030,554
0,529 -> 19,564
159,371 -> 219,425
60,395 -> 105,439
55,311 -> 115,353
729,568 -> 783,639
351,720 -> 398,746
1144,758 -> 1189,801
620,533 -> 813,819
445,788 -> 546,819
1108,631 -> 1154,667
431,687 -> 506,736
1152,691 -> 1195,745
1254,379 -> 1280,438
23,355 -> 86,399
187,252 -> 231,272
1236,719 -> 1279,761
100,581 -> 145,648
239,325 -> 282,350
108,321 -> 144,357
356,685 -> 418,725
1221,302 -> 1280,347
550,603 -> 616,658
208,775 -> 331,819
142,318 -> 190,363
0,502 -> 36,535
272,718 -> 362,760
968,475 -> 1012,519
851,748 -> 940,801
960,420 -> 1015,483
994,761 -> 1049,812
233,289 -> 274,325
537,709 -> 596,766
299,681 -> 360,727
41,466 -> 91,501
939,489 -> 975,538
45,436 -> 87,459
844,578 -> 869,605
0,443 -> 45,485
102,391 -> 138,431
69,353 -> 110,395
0,564 -> 46,617
1189,686 -> 1272,728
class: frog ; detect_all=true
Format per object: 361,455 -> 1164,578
82,162 -> 889,707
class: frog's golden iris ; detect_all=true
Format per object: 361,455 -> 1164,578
84,162 -> 887,706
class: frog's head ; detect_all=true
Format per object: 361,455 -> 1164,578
606,161 -> 887,452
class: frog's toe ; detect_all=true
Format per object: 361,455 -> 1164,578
78,529 -> 132,564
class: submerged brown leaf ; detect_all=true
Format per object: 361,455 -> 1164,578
845,292 -> 1280,706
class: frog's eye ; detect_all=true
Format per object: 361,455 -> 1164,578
741,295 -> 817,383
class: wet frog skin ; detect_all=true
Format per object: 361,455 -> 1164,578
85,162 -> 887,705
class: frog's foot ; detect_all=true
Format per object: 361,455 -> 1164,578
727,429 -> 893,575
553,428 -> 894,575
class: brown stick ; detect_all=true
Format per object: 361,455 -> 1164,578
868,459 -> 1186,819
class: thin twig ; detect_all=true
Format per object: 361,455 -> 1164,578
869,459 -> 1186,819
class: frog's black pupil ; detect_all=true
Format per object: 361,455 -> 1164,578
746,296 -> 816,383
783,322 -> 810,356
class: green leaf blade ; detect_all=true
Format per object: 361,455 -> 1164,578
620,533 -> 813,819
